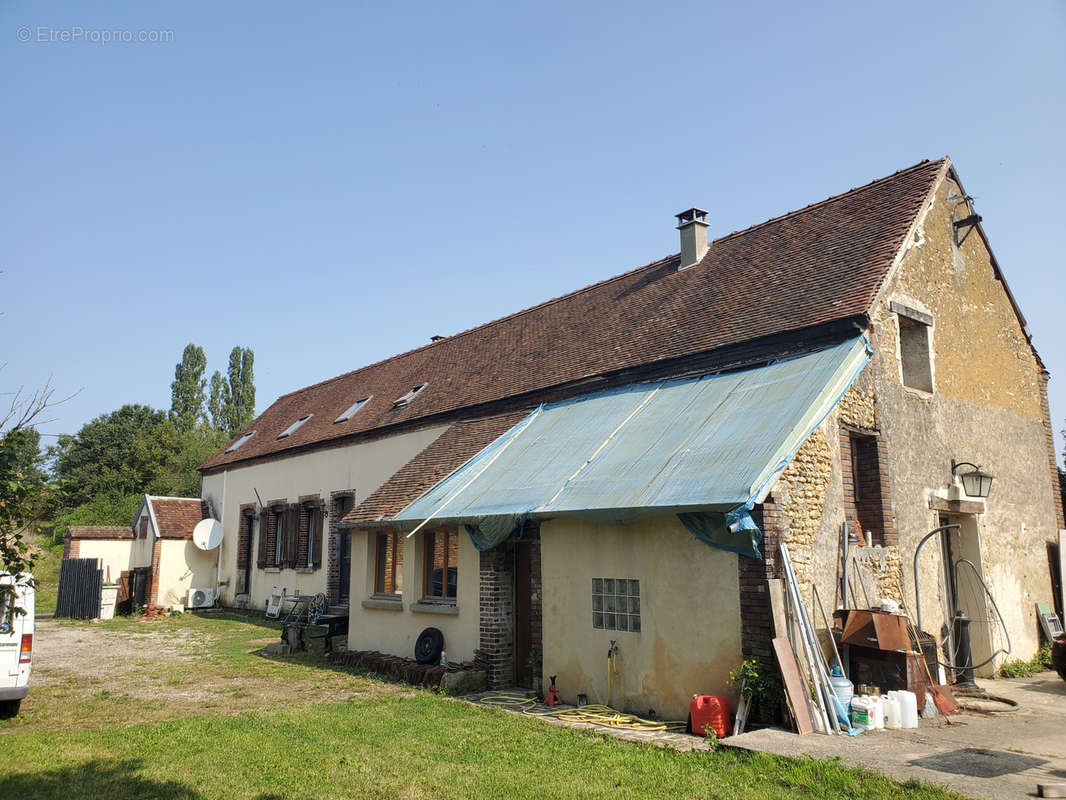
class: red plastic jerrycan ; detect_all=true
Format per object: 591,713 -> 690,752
689,695 -> 732,738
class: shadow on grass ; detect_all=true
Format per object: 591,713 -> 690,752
189,609 -> 285,632
0,758 -> 198,799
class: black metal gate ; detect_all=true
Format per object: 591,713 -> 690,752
55,558 -> 103,619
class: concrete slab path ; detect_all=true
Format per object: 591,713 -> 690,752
726,673 -> 1066,800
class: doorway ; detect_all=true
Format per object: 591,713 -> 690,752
338,532 -> 351,604
938,513 -> 995,677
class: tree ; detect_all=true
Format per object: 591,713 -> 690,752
207,371 -> 228,432
49,405 -> 168,508
169,344 -> 207,433
209,346 -> 255,436
2,381 -> 64,620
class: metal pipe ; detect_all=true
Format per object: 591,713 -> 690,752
912,524 -> 960,632
780,544 -> 836,734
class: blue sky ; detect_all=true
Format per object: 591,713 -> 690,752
3,1 -> 1064,464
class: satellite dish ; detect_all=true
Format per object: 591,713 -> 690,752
193,518 -> 224,550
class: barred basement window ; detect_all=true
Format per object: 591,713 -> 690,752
592,578 -> 640,632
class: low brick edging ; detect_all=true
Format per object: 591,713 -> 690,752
327,649 -> 486,693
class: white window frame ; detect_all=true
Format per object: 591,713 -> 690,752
393,383 -> 428,409
273,512 -> 284,568
277,414 -> 313,439
335,396 -> 372,424
225,430 -> 256,453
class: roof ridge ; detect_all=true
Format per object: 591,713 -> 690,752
713,158 -> 946,243
272,252 -> 680,403
272,159 -> 944,408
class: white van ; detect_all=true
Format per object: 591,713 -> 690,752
0,573 -> 34,717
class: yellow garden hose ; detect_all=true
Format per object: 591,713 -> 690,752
477,693 -> 686,732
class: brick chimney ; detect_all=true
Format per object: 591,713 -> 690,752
675,208 -> 709,269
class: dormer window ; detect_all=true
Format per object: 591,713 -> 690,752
335,396 -> 372,424
225,430 -> 256,453
277,414 -> 313,439
393,383 -> 428,409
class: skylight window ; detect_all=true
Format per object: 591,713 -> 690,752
225,431 -> 256,453
393,383 -> 428,409
277,414 -> 313,439
335,396 -> 372,424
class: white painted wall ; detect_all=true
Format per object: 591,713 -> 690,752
75,539 -> 134,584
201,424 -> 449,608
346,527 -> 479,661
156,539 -> 218,609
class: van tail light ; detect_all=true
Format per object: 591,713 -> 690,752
19,633 -> 31,664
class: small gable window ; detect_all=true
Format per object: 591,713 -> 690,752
891,302 -> 934,394
393,383 -> 428,409
335,396 -> 372,424
278,414 -> 312,439
225,430 -> 256,453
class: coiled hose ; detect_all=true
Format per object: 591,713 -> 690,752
478,693 -> 687,732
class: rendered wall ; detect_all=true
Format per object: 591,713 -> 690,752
155,539 -> 218,609
74,539 -> 134,585
200,423 -> 449,609
540,515 -> 742,721
345,526 -> 480,661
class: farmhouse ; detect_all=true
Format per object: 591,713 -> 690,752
199,158 -> 1062,720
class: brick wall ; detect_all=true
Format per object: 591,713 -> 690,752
64,537 -> 79,559
737,501 -> 782,662
148,538 -> 162,607
840,429 -> 899,547
327,491 -> 355,603
478,545 -> 514,688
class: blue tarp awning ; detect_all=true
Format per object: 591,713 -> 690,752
394,337 -> 870,555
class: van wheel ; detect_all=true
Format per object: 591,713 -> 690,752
0,699 -> 21,718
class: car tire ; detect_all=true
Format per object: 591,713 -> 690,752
0,699 -> 21,718
415,627 -> 444,665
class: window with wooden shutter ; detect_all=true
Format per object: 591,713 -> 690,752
237,512 -> 252,570
284,504 -> 300,568
311,503 -> 324,570
257,513 -> 270,569
296,501 -> 324,571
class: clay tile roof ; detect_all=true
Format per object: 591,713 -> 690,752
148,497 -> 210,540
343,411 -> 528,526
66,525 -> 134,540
202,158 -> 946,471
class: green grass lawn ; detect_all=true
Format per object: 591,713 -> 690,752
0,693 -> 966,800
0,614 -> 968,800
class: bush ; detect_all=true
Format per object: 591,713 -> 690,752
999,642 -> 1052,678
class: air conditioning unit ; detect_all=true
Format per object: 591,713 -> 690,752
187,587 -> 217,609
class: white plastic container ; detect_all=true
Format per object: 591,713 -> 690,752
869,695 -> 885,729
895,690 -> 919,729
883,695 -> 902,729
849,695 -> 874,729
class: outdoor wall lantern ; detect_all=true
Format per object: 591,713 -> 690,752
951,459 -> 994,498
